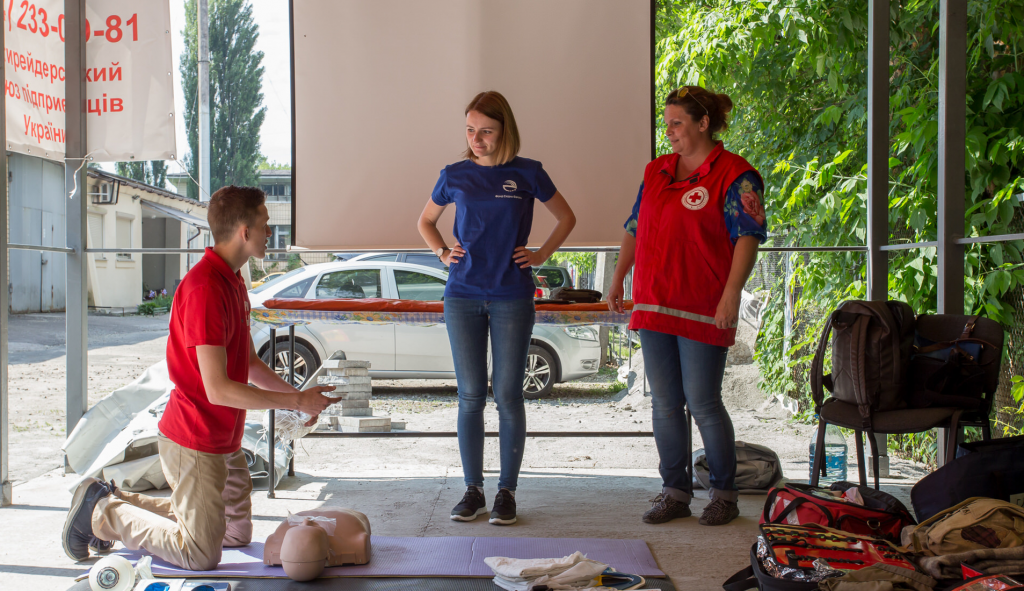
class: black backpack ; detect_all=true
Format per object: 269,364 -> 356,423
811,300 -> 916,429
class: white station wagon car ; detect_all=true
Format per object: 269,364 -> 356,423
248,261 -> 601,398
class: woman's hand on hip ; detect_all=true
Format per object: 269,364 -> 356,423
607,280 -> 626,313
715,288 -> 741,330
513,247 -> 546,268
443,244 -> 465,265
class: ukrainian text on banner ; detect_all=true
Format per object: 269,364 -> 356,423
3,0 -> 175,162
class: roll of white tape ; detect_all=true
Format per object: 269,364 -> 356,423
89,555 -> 136,591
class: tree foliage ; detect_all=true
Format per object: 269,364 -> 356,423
180,0 -> 266,199
114,161 -> 168,188
654,0 -> 1024,443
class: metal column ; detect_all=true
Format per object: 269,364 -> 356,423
866,0 -> 892,477
65,0 -> 89,446
935,0 -> 968,466
198,0 -> 211,202
0,10 -> 9,507
866,0 -> 890,302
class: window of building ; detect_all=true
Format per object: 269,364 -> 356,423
88,214 -> 105,260
394,270 -> 446,301
116,216 -> 132,261
260,183 -> 292,202
314,269 -> 381,299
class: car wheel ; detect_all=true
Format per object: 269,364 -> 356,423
523,344 -> 556,399
261,341 -> 317,388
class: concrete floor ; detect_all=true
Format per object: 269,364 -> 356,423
0,464 -> 923,591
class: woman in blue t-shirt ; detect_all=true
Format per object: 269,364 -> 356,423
418,91 -> 576,526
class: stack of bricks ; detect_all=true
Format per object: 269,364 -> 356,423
316,359 -> 391,432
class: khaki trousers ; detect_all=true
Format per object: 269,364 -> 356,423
92,435 -> 253,571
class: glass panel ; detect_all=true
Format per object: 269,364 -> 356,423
394,270 -> 446,301
535,268 -> 566,288
116,217 -> 132,261
277,276 -> 315,298
404,253 -> 448,271
314,269 -> 381,299
251,267 -> 306,294
365,254 -> 398,261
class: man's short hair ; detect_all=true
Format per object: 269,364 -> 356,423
208,185 -> 266,243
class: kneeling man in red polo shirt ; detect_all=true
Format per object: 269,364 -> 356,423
61,185 -> 340,569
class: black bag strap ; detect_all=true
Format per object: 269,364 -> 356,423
764,494 -> 837,527
722,565 -> 758,591
810,312 -> 837,413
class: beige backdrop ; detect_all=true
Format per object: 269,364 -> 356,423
292,0 -> 652,249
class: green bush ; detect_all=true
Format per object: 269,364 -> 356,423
137,302 -> 158,316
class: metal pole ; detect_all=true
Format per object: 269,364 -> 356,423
267,329 -> 276,498
0,12 -> 10,507
198,0 -> 211,202
935,0 -> 968,466
65,0 -> 89,452
288,326 -> 295,477
866,0 -> 891,477
867,0 -> 890,302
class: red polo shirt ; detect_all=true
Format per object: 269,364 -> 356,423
159,248 -> 251,454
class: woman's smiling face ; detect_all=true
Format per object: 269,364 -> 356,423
663,104 -> 709,156
466,110 -> 503,164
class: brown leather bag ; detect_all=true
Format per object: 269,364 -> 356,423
811,300 -> 916,429
907,314 -> 1001,410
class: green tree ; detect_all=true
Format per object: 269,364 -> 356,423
114,161 -> 168,188
180,0 -> 266,199
654,0 -> 1024,454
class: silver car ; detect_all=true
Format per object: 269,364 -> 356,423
249,261 -> 601,398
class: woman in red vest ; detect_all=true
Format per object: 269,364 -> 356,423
607,86 -> 767,526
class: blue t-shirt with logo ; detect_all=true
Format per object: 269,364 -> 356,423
431,156 -> 557,300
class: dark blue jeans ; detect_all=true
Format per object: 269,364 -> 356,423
638,329 -> 738,503
445,297 -> 535,491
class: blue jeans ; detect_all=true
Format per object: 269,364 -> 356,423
445,297 -> 535,491
638,329 -> 737,503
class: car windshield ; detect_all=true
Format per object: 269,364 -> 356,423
535,268 -> 566,288
250,267 -> 306,294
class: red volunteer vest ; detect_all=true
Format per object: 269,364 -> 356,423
629,143 -> 760,347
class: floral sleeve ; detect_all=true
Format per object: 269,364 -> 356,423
723,171 -> 768,245
624,183 -> 643,238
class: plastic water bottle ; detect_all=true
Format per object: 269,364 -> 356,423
808,420 -> 848,484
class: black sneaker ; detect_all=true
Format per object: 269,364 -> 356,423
62,477 -> 114,561
450,486 -> 487,522
642,493 -> 692,524
489,489 -> 517,525
699,497 -> 740,526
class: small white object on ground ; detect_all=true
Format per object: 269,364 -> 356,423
89,555 -> 135,591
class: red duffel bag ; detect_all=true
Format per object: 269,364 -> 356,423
761,482 -> 915,543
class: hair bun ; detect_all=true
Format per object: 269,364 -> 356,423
715,93 -> 734,115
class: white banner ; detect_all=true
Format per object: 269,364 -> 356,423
3,0 -> 176,162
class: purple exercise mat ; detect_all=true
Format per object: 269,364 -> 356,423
107,535 -> 664,578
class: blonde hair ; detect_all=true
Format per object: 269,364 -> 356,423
463,91 -> 520,165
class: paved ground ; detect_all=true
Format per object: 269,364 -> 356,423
0,312 -> 930,591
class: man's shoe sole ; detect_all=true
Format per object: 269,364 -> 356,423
450,507 -> 487,522
489,515 -> 517,525
62,478 -> 99,561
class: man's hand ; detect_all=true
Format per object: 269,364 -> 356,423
294,385 -> 342,417
714,288 -> 741,330
607,279 -> 626,313
513,247 -> 546,269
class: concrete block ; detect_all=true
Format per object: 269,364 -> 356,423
322,359 -> 371,369
337,425 -> 390,433
391,421 -> 406,430
334,391 -> 372,401
338,407 -> 373,416
318,375 -> 372,385
321,367 -> 369,377
334,416 -> 390,428
338,399 -> 370,408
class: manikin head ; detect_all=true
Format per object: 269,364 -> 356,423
280,518 -> 330,581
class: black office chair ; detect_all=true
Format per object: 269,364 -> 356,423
810,313 -> 1004,490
